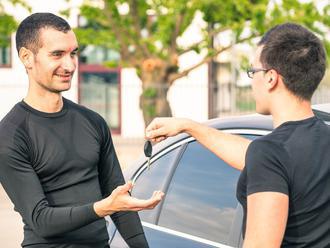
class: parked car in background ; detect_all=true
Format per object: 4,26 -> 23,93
108,104 -> 330,248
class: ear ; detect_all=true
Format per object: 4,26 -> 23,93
265,69 -> 279,91
18,47 -> 33,69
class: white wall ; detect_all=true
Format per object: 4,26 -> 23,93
120,61 -> 209,138
171,11 -> 209,121
120,68 -> 145,137
168,54 -> 209,120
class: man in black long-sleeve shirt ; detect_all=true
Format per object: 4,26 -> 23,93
0,13 -> 163,247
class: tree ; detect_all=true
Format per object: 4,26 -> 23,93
0,0 -> 31,47
71,0 -> 330,125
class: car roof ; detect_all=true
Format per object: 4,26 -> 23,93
312,103 -> 330,113
124,114 -> 273,180
123,103 -> 330,179
312,103 -> 330,122
152,103 -> 330,154
154,114 -> 273,154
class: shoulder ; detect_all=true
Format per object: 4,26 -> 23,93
0,103 -> 30,156
64,98 -> 110,140
246,137 -> 290,176
64,98 -> 102,118
247,137 -> 285,159
0,102 -> 27,125
0,103 -> 29,137
245,138 -> 290,195
64,98 -> 107,126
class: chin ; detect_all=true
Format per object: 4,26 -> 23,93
256,106 -> 270,115
56,82 -> 71,92
50,85 -> 71,93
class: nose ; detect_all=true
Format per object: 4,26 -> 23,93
62,55 -> 76,72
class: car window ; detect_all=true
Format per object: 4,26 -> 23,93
157,138 -> 245,245
132,146 -> 182,223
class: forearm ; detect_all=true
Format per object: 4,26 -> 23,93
111,211 -> 148,248
18,198 -> 100,238
183,119 -> 251,170
93,198 -> 116,217
0,155 -> 101,239
30,202 -> 101,238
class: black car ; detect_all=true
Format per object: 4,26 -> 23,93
108,104 -> 330,248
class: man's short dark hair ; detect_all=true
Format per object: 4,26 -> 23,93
258,23 -> 326,100
16,12 -> 71,54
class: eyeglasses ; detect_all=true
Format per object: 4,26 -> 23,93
246,68 -> 269,79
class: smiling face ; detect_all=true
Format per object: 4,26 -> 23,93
27,28 -> 78,93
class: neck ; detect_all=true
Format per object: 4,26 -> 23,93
24,90 -> 63,113
271,96 -> 314,128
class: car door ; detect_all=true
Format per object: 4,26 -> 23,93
154,139 -> 241,247
109,130 -> 268,247
109,138 -> 238,248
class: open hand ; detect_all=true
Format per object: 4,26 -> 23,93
94,181 -> 164,217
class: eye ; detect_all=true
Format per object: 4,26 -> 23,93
51,51 -> 63,57
70,51 -> 78,57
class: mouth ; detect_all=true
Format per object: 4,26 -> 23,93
55,74 -> 72,81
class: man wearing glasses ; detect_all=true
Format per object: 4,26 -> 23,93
146,23 -> 329,247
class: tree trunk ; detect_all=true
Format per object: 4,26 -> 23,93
139,59 -> 173,126
139,81 -> 172,126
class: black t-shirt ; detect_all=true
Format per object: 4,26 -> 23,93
237,116 -> 330,247
0,98 -> 148,247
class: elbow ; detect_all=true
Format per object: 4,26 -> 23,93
30,208 -> 62,238
36,231 -> 53,239
32,225 -> 59,239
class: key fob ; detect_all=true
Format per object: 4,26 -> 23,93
144,140 -> 152,158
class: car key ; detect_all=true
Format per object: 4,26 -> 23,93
144,140 -> 152,170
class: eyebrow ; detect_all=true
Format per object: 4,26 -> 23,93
72,47 -> 79,53
49,47 -> 79,54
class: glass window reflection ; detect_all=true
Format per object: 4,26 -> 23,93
158,140 -> 241,244
0,45 -> 11,67
80,72 -> 119,128
132,146 -> 182,223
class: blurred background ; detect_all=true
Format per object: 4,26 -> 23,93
0,0 -> 329,246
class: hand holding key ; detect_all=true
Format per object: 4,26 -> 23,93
144,140 -> 152,170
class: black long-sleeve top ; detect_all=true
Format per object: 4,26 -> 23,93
0,98 -> 148,247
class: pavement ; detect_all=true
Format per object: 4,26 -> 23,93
0,136 -> 144,247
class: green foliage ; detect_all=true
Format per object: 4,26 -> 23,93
0,14 -> 17,46
74,28 -> 119,49
1,0 -> 329,63
103,60 -> 119,68
240,56 -> 250,71
73,0 -> 329,69
141,87 -> 157,118
144,104 -> 156,117
324,41 -> 330,64
59,9 -> 70,18
0,0 -> 31,46
1,0 -> 328,70
142,87 -> 157,98
1,0 -> 31,12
